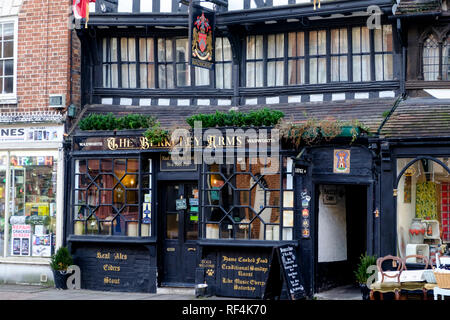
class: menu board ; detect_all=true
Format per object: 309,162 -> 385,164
263,244 -> 305,300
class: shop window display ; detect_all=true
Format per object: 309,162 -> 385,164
73,158 -> 152,237
396,158 -> 450,263
0,153 -> 6,256
0,151 -> 59,258
203,156 -> 294,241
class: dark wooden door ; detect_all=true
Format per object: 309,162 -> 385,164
160,182 -> 199,286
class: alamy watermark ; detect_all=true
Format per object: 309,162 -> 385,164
170,122 -> 280,171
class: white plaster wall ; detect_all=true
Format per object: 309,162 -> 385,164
318,185 -> 347,263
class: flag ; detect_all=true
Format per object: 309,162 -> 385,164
73,0 -> 96,27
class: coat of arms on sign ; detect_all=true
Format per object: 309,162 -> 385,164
333,149 -> 350,174
192,12 -> 213,62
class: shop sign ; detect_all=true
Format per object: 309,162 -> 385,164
9,156 -> 53,167
333,149 -> 351,174
189,3 -> 215,70
217,252 -> 270,298
160,154 -> 196,171
300,190 -> 311,239
176,198 -> 187,210
11,224 -> 31,256
0,126 -> 63,143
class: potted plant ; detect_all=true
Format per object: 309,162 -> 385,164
50,246 -> 73,289
354,253 -> 377,300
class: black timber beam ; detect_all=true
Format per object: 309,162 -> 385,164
86,0 -> 394,27
217,0 -> 394,25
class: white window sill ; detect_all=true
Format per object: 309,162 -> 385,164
0,96 -> 17,105
0,257 -> 50,265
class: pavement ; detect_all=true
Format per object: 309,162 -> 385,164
0,284 -> 235,300
313,285 -> 362,300
0,283 -> 361,300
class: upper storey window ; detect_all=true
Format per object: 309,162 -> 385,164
101,36 -> 232,89
0,21 -> 15,96
422,33 -> 450,81
244,25 -> 394,87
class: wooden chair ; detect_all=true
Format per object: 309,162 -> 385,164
370,255 -> 404,300
402,254 -> 435,300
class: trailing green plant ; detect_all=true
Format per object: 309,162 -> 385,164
79,113 -> 157,131
186,108 -> 285,128
279,116 -> 370,147
354,253 -> 377,285
144,122 -> 170,145
50,247 -> 73,271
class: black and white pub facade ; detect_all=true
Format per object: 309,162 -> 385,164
66,0 -> 408,298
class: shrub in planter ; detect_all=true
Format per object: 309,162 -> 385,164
354,253 -> 377,300
50,247 -> 74,290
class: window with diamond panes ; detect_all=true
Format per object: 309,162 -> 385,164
202,156 -> 293,241
73,158 -> 143,236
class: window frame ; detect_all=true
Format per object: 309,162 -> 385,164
0,17 -> 17,101
243,24 -> 395,88
420,31 -> 450,81
200,154 -> 294,241
71,156 -> 153,238
101,35 -> 218,89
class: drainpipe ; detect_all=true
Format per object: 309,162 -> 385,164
377,95 -> 404,136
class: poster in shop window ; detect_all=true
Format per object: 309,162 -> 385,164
189,3 -> 215,70
11,224 -> 31,256
32,234 -> 52,257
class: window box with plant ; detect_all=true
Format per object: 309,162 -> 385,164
78,113 -> 170,146
279,116 -> 369,147
50,246 -> 74,290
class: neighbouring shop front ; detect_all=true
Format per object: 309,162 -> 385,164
65,120 -> 383,298
0,123 -> 65,284
379,98 -> 450,266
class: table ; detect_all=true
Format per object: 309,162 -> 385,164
434,287 -> 450,300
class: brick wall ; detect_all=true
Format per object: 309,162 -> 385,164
5,0 -> 80,115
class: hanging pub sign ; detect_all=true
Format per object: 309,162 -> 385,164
189,2 -> 215,70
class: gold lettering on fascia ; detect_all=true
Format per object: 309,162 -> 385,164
96,252 -> 127,260
220,255 -> 269,292
104,277 -> 120,285
106,134 -> 245,151
103,264 -> 121,272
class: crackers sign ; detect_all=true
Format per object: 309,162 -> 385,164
189,3 -> 215,70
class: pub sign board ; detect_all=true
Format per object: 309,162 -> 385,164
189,2 -> 215,70
263,244 -> 306,300
72,243 -> 156,293
214,249 -> 271,299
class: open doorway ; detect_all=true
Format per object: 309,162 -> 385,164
316,184 -> 367,292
